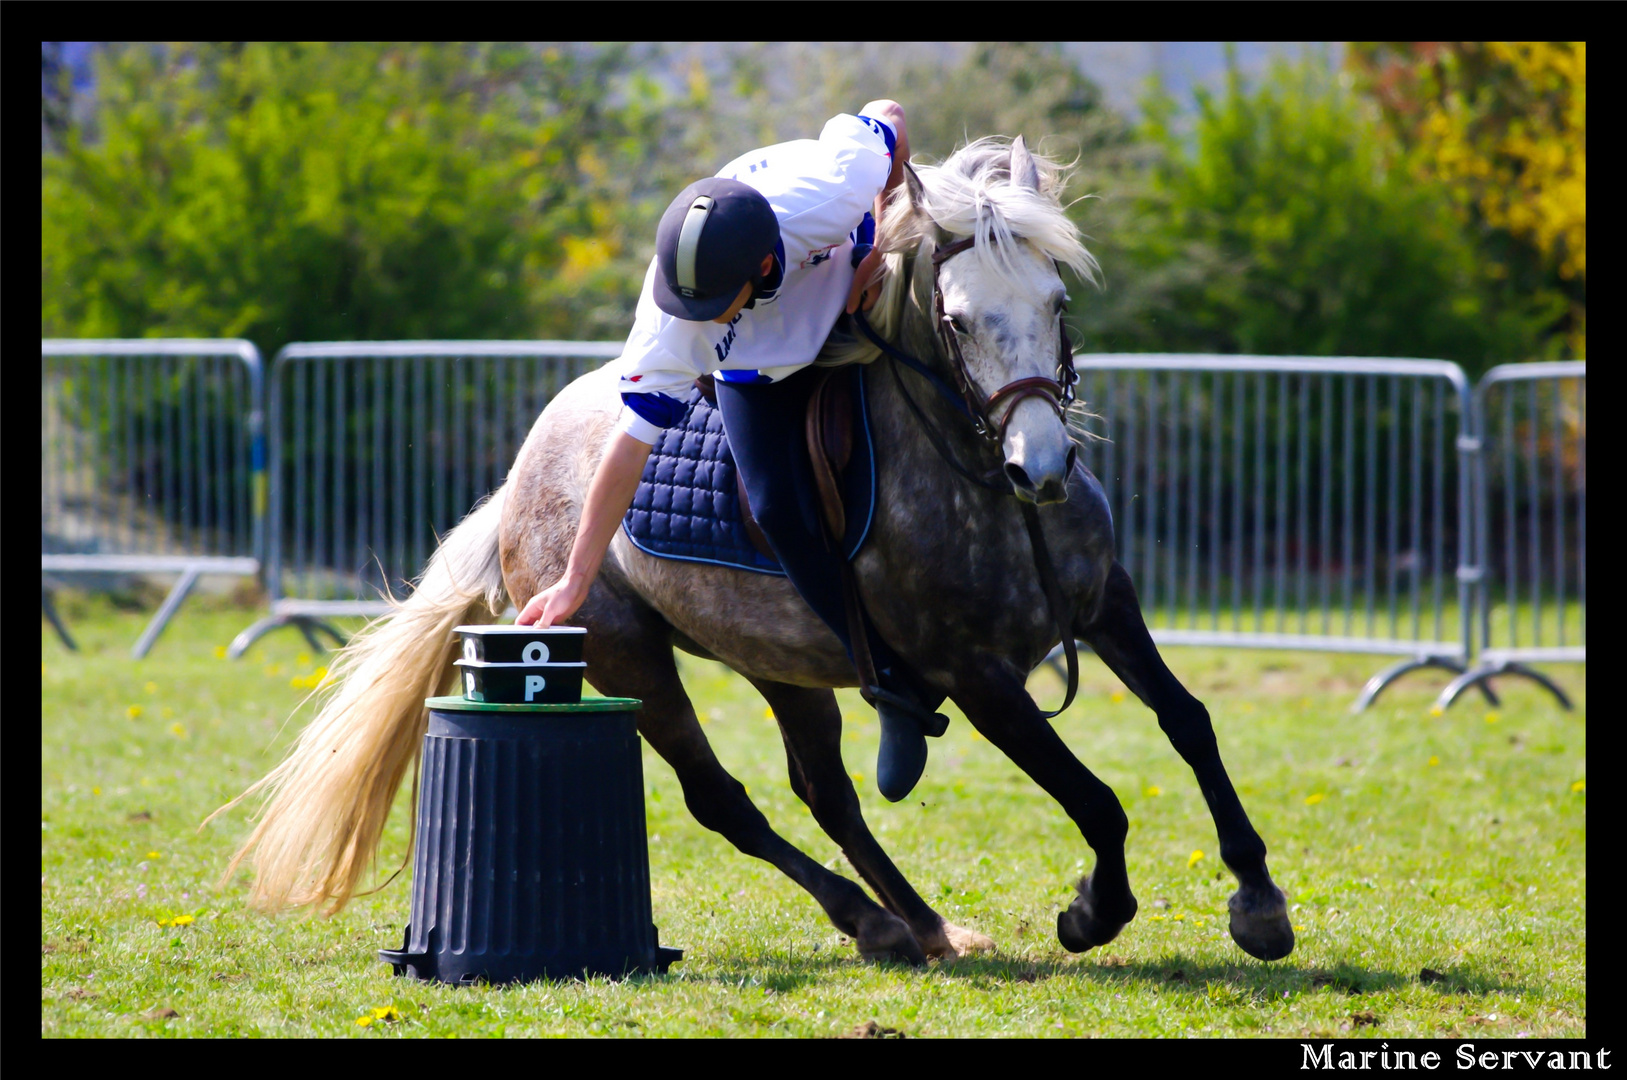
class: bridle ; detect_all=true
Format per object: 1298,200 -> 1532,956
928,235 -> 1079,443
851,232 -> 1082,721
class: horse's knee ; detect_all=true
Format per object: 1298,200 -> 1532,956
1157,700 -> 1220,764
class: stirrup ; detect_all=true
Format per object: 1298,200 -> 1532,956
865,685 -> 950,738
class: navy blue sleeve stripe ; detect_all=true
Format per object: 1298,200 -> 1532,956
851,211 -> 875,268
621,391 -> 688,430
855,114 -> 897,157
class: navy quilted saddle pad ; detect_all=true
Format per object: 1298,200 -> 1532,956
622,365 -> 876,575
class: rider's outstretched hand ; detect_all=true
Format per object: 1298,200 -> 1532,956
516,574 -> 589,627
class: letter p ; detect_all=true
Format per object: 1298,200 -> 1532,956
524,674 -> 546,702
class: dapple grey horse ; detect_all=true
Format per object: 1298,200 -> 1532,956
217,136 -> 1294,966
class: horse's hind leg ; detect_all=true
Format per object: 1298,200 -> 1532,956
1079,562 -> 1294,961
582,626 -> 926,966
750,678 -> 996,960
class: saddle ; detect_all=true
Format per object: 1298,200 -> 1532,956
622,366 -> 874,576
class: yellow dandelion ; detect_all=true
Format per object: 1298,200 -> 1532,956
850,772 -> 864,783
171,914 -> 194,927
1173,913 -> 1185,921
214,645 -> 227,659
1484,712 -> 1500,724
1428,755 -> 1440,767
355,1015 -> 374,1028
1293,925 -> 1305,931
1145,785 -> 1162,797
92,787 -> 101,796
1110,691 -> 1126,704
144,681 -> 158,695
1305,793 -> 1325,806
147,851 -> 161,859
370,1006 -> 400,1021
1352,843 -> 1364,851
169,722 -> 188,738
126,705 -> 144,720
1150,914 -> 1166,921
763,708 -> 775,721
1571,780 -> 1585,793
1429,705 -> 1445,718
1188,849 -> 1204,868
313,666 -> 329,683
157,918 -> 173,928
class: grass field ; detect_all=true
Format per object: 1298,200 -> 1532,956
41,592 -> 1586,1038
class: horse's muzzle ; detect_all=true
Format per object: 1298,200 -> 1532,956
1005,442 -> 1076,505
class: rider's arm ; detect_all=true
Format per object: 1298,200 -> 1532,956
849,100 -> 910,314
515,430 -> 653,626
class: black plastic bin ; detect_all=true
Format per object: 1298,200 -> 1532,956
379,695 -> 681,985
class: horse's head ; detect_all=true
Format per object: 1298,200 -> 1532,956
885,136 -> 1099,504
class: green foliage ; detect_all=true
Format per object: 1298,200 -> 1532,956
1070,57 -> 1552,373
41,43 -> 693,357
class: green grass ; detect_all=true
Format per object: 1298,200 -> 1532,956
42,592 -> 1586,1037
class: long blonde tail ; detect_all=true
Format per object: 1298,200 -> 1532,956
209,486 -> 510,914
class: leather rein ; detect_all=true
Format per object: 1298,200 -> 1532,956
852,235 -> 1081,720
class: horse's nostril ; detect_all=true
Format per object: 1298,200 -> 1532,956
1004,461 -> 1035,493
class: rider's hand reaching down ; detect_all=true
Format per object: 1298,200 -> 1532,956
515,430 -> 653,627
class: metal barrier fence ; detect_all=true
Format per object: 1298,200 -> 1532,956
227,341 -> 623,656
41,339 -> 264,657
1438,362 -> 1586,711
1061,356 -> 1492,711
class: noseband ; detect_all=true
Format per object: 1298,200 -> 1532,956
929,235 -> 1079,442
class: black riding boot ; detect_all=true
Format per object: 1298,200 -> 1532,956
714,369 -> 948,801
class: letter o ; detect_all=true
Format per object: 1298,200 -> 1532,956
522,641 -> 549,664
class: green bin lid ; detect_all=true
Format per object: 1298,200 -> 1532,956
424,694 -> 642,713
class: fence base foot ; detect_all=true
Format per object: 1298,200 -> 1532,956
228,613 -> 349,659
1435,661 -> 1574,713
42,587 -> 78,652
1353,656 -> 1499,713
132,566 -> 202,659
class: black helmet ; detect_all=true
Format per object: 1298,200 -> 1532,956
652,177 -> 780,321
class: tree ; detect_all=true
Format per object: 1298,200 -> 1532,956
1348,42 -> 1585,357
1067,53 -> 1548,372
41,42 -> 696,355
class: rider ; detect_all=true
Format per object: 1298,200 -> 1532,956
516,100 -> 948,802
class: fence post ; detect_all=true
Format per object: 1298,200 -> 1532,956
1435,361 -> 1586,711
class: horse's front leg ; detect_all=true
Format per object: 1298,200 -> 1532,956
950,660 -> 1139,953
1080,562 -> 1294,961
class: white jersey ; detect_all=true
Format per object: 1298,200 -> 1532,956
611,113 -> 896,443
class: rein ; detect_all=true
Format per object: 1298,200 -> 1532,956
851,235 -> 1081,720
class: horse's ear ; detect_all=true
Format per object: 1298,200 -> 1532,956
1010,135 -> 1041,192
902,161 -> 927,213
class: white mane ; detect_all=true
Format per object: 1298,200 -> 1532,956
818,136 -> 1098,367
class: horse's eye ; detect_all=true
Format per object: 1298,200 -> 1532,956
944,314 -> 969,336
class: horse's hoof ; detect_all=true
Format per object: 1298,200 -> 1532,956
922,920 -> 996,961
856,911 -> 929,966
1056,877 -> 1137,953
1228,885 -> 1295,961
